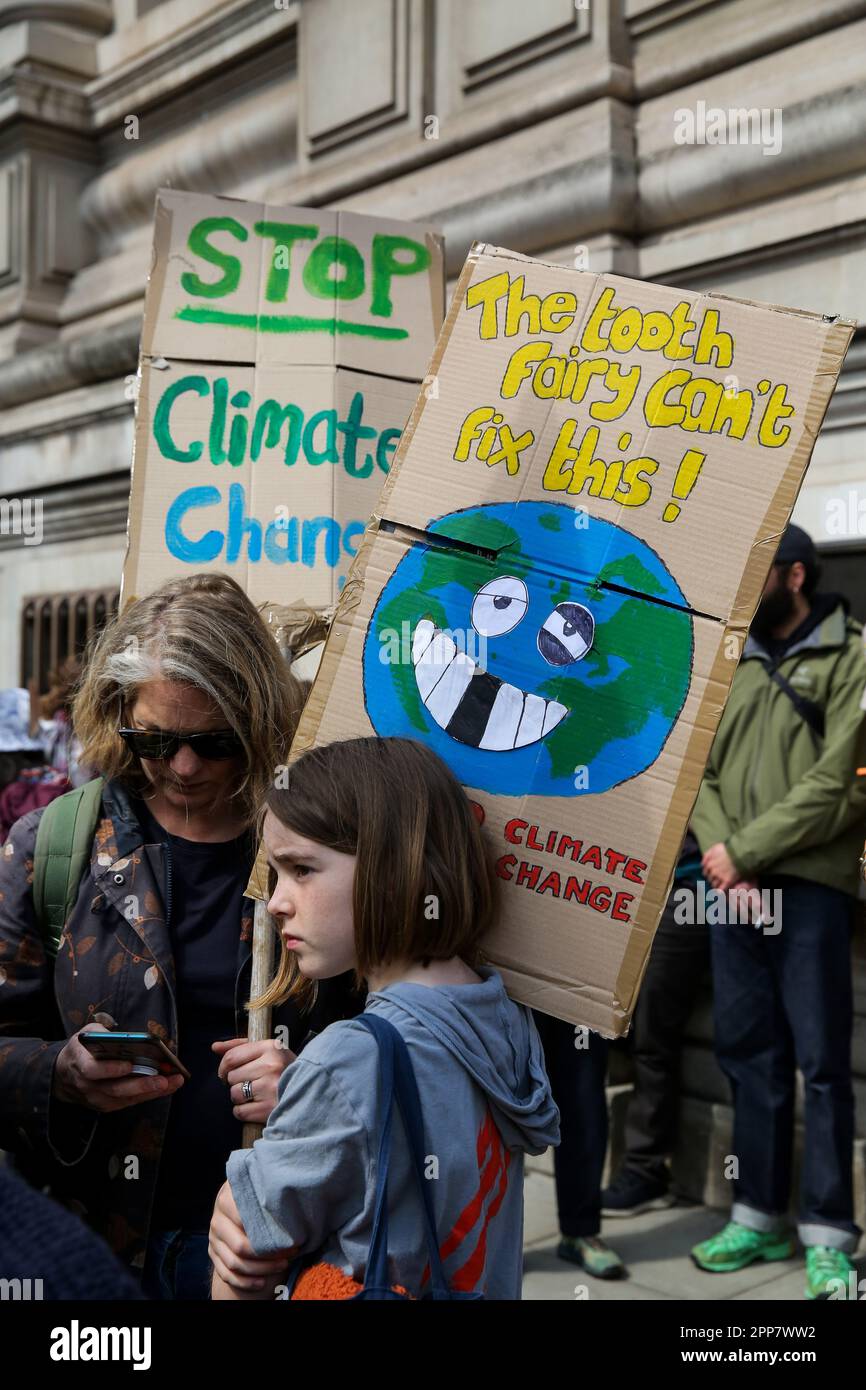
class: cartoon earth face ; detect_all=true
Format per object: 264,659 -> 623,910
363,501 -> 693,797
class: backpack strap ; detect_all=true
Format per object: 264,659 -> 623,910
769,634 -> 854,744
355,1012 -> 454,1298
32,777 -> 105,959
769,668 -> 825,740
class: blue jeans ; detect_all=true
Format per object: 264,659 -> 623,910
141,1229 -> 212,1300
532,1011 -> 610,1238
709,873 -> 859,1252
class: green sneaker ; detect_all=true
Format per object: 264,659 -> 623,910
804,1246 -> 857,1300
691,1220 -> 795,1273
556,1235 -> 627,1280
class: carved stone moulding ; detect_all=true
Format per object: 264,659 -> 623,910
0,312 -> 137,408
301,0 -> 412,158
0,1 -> 112,34
454,0 -> 591,95
79,78 -> 299,250
0,148 -> 96,354
638,83 -> 866,233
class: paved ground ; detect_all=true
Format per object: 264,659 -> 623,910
521,1157 -> 865,1302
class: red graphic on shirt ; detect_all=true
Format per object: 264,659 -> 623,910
421,1106 -> 511,1295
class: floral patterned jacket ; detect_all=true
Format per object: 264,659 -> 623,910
0,778 -> 361,1274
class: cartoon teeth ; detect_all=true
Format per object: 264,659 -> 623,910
412,619 -> 569,750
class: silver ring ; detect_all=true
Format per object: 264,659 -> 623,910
242,1080 -> 254,1103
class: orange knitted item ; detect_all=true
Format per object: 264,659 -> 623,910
291,1263 -> 414,1300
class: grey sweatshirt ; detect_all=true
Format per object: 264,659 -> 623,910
227,966 -> 560,1300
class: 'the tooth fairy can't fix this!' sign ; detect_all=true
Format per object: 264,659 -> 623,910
291,242 -> 855,1035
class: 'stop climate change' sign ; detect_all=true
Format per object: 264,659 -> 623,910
122,191 -> 445,610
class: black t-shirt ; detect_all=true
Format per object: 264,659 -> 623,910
135,798 -> 256,1232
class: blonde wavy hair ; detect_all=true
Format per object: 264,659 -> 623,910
73,573 -> 303,822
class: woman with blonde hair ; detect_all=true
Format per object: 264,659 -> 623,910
0,573 -> 362,1299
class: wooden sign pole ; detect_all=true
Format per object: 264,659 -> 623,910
241,607 -> 327,1148
241,611 -> 302,1148
242,897 -> 276,1149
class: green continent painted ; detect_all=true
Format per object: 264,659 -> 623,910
597,553 -> 666,598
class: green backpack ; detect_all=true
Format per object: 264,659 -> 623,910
32,777 -> 105,959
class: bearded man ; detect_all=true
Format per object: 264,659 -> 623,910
690,524 -> 866,1300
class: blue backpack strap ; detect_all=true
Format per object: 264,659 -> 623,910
389,1023 -> 455,1297
355,1012 -> 452,1298
353,1013 -> 398,1296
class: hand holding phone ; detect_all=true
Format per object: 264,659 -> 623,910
80,1030 -> 190,1079
53,1024 -> 187,1113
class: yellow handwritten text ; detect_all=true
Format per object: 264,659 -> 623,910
465,272 -> 578,340
645,371 -> 794,446
501,343 -> 642,420
542,422 -> 659,506
580,288 -> 733,367
454,406 -> 534,475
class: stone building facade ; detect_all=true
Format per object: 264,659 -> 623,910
0,0 -> 864,1206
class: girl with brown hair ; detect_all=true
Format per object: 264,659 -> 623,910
209,736 -> 559,1300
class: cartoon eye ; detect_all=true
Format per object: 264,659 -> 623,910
471,576 -> 528,637
538,602 -> 595,666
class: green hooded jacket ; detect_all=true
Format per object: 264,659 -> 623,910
692,596 -> 866,898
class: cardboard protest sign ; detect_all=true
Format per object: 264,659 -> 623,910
291,243 -> 855,1036
122,191 -> 445,609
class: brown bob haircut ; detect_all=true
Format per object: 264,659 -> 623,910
254,736 -> 499,1009
73,573 -> 304,822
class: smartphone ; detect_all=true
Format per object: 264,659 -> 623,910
80,1031 -> 191,1080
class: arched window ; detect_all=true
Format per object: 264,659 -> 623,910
20,588 -> 120,697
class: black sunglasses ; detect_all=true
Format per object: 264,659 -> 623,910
118,727 -> 244,761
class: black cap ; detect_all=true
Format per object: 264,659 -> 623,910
774,523 -> 817,569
